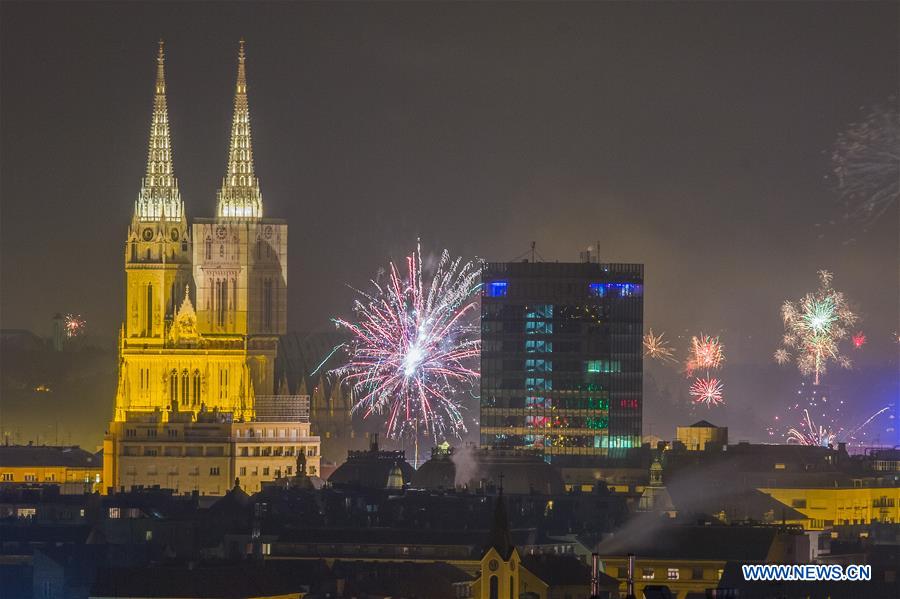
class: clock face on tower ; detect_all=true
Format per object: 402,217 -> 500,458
142,228 -> 153,241
170,229 -> 179,242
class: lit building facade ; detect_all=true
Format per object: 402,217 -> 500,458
103,41 -> 319,495
480,261 -> 643,462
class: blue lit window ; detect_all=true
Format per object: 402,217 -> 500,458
525,340 -> 553,353
525,378 -> 552,391
485,280 -> 508,297
525,359 -> 552,373
525,321 -> 553,335
589,283 -> 643,298
525,304 -> 553,319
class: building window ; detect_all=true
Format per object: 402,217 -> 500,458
109,507 -> 121,519
210,467 -> 220,476
1,473 -> 12,481
263,467 -> 270,476
181,370 -> 189,405
667,568 -> 679,581
170,369 -> 178,404
146,284 -> 153,334
791,499 -> 807,509
641,568 -> 655,580
24,474 -> 37,482
485,281 -> 508,297
145,530 -> 153,541
239,467 -> 246,476
192,370 -> 201,405
692,567 -> 704,580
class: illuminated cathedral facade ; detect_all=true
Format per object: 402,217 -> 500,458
103,42 -> 320,495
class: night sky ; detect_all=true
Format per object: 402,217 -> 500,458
1,2 -> 897,444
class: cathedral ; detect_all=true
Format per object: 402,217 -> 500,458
102,41 -> 320,495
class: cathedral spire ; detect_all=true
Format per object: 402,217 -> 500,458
135,40 -> 184,223
216,39 -> 263,220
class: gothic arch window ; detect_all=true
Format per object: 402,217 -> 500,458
192,370 -> 201,405
146,284 -> 153,335
181,239 -> 187,252
130,241 -> 137,262
489,576 -> 498,599
205,237 -> 212,260
181,370 -> 189,406
219,244 -> 224,258
146,248 -> 151,260
509,577 -> 513,599
169,369 -> 177,404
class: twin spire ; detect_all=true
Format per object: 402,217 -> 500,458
135,41 -> 183,223
136,40 -> 263,224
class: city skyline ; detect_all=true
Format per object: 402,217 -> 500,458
1,2 -> 897,448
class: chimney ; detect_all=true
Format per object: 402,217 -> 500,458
626,553 -> 636,599
590,553 -> 601,598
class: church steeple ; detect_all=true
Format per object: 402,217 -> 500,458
216,39 -> 263,220
134,40 -> 184,223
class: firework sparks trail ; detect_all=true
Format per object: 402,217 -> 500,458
643,329 -> 677,363
852,332 -> 867,349
689,376 -> 724,407
64,314 -> 86,338
685,334 -> 724,375
332,242 -> 481,440
830,101 -> 899,224
775,270 -> 857,385
787,409 -> 836,447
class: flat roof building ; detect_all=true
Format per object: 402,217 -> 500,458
480,260 -> 643,463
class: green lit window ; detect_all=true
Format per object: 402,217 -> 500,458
586,416 -> 609,429
587,397 -> 609,410
586,360 -> 621,373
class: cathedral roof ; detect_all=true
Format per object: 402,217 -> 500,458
216,40 -> 263,220
134,41 -> 184,223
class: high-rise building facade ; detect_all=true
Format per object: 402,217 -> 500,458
103,41 -> 319,495
479,261 -> 643,462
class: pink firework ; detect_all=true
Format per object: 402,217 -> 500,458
852,332 -> 866,349
64,314 -> 86,338
332,242 -> 481,439
685,333 -> 724,375
690,377 -> 724,407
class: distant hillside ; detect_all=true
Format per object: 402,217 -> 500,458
0,340 -> 116,449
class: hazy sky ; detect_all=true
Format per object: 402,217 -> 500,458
1,2 -> 897,441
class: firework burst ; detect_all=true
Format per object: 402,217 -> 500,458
64,314 -> 86,338
685,334 -> 724,375
643,329 -> 676,363
775,270 -> 857,385
830,101 -> 899,224
332,243 -> 481,440
852,332 -> 867,349
690,376 -> 724,407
